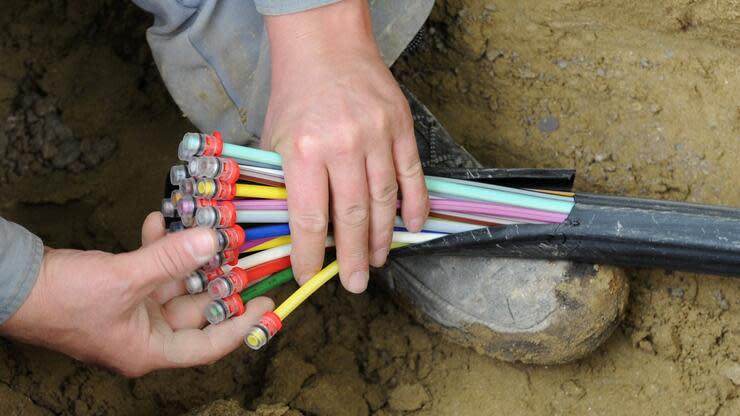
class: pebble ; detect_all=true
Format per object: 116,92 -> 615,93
538,115 -> 560,133
388,383 -> 430,411
721,364 -> 740,385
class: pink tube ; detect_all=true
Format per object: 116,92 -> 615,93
238,237 -> 273,253
232,198 -> 567,224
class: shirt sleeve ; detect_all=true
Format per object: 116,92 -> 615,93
253,0 -> 342,16
0,217 -> 43,323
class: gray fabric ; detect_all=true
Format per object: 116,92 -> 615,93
134,0 -> 434,145
254,0 -> 341,15
0,218 -> 43,323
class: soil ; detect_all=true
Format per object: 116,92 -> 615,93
1,0 -> 738,415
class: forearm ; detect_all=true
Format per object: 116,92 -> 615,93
0,217 -> 43,324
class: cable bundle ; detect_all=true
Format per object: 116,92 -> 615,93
162,132 -> 575,350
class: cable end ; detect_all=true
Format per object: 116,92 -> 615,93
244,325 -> 269,350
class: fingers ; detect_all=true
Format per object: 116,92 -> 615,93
328,152 -> 370,293
158,297 -> 274,368
162,293 -> 212,330
141,212 -> 166,246
141,211 -> 187,303
281,142 -> 330,285
392,119 -> 429,232
366,149 -> 398,267
115,227 -> 219,295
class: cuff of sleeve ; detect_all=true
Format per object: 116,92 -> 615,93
0,220 -> 43,324
254,0 -> 343,16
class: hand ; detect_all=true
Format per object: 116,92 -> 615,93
0,212 -> 273,377
261,0 -> 429,293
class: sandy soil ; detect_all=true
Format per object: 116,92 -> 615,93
0,1 -> 738,415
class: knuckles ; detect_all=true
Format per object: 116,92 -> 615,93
335,205 -> 369,227
292,212 -> 329,234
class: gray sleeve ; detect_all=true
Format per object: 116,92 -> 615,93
0,217 -> 43,323
253,0 -> 342,16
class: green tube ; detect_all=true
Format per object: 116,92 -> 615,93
240,267 -> 295,303
219,139 -> 574,215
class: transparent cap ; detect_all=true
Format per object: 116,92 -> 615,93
177,195 -> 196,218
170,165 -> 190,185
205,252 -> 224,269
179,178 -> 196,195
161,198 -> 176,218
181,215 -> 195,227
178,133 -> 203,161
208,276 -> 233,299
205,300 -> 229,325
170,190 -> 183,205
195,206 -> 218,228
184,272 -> 206,294
244,325 -> 269,350
189,156 -> 221,179
194,178 -> 216,198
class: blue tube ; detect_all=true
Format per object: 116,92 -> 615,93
222,143 -> 283,167
245,224 -> 291,240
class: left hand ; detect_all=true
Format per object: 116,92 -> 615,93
0,212 -> 273,377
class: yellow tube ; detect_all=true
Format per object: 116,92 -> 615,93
272,242 -> 408,320
245,236 -> 292,253
235,184 -> 288,199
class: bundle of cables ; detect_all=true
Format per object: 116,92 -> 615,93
161,132 -> 576,351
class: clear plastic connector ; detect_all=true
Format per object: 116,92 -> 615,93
216,225 -> 245,250
188,156 -> 240,183
244,325 -> 269,350
178,132 -> 224,161
244,312 -> 282,350
161,198 -> 176,218
205,293 -> 244,324
181,215 -> 195,227
204,249 -> 238,270
195,178 -> 236,200
207,277 -> 233,299
170,190 -> 183,205
205,300 -> 229,325
168,221 -> 185,233
189,157 -> 220,178
170,165 -> 190,185
185,273 -> 207,294
179,177 -> 197,195
178,133 -> 204,161
185,268 -> 224,294
195,203 -> 236,228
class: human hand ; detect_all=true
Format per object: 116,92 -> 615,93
261,0 -> 429,293
0,212 -> 273,377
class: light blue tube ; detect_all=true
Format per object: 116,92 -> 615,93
213,136 -> 575,215
425,176 -> 574,214
222,143 -> 282,168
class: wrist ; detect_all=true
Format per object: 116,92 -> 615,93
265,0 -> 379,79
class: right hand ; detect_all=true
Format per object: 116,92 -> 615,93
261,0 -> 429,294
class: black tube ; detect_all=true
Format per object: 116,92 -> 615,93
394,193 -> 740,277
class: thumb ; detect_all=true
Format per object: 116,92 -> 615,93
115,227 -> 219,293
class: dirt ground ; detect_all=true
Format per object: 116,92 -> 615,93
1,0 -> 738,415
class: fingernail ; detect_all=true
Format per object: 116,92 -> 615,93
407,217 -> 425,232
372,247 -> 389,266
188,228 -> 218,264
347,271 -> 369,294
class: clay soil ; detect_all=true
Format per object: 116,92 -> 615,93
1,1 -> 738,415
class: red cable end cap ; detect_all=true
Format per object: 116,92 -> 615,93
210,131 -> 224,157
260,311 -> 283,336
